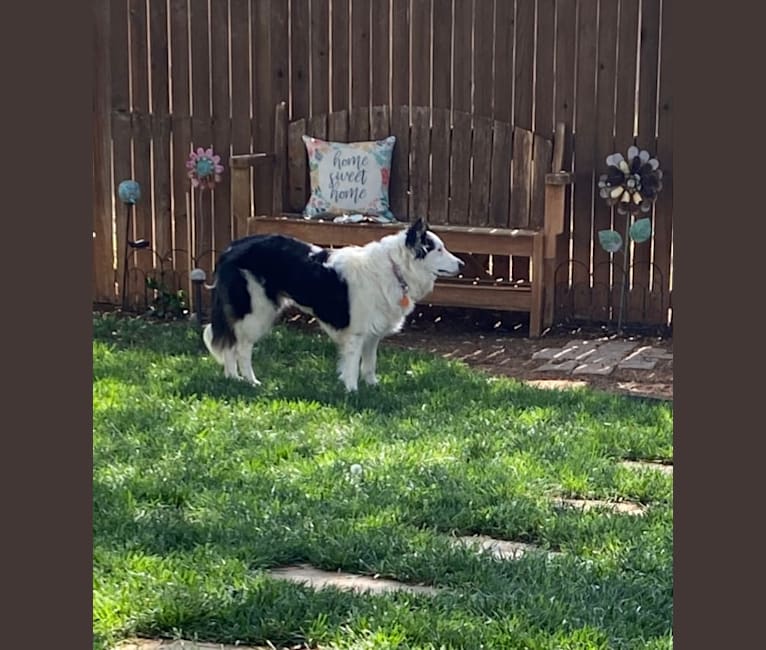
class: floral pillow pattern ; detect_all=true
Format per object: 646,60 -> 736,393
302,135 -> 396,222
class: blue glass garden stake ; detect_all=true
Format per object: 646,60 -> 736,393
118,180 -> 141,310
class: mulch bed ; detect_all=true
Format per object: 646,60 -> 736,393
287,305 -> 673,401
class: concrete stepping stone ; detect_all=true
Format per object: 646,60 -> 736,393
534,340 -> 670,376
266,563 -> 440,596
641,348 -> 673,360
616,345 -> 672,371
619,460 -> 673,476
617,346 -> 662,370
533,340 -> 639,374
554,497 -> 647,516
454,535 -> 562,561
531,340 -> 602,361
114,641 -> 276,650
571,341 -> 639,375
533,358 -> 581,372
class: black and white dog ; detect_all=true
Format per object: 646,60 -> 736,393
202,218 -> 463,391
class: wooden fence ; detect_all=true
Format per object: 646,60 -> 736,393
93,0 -> 673,327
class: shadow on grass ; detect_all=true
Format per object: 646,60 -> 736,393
94,491 -> 671,649
124,565 -> 671,649
94,477 -> 671,648
94,315 -> 672,648
94,315 -> 667,423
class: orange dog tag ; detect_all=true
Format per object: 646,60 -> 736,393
399,295 -> 410,308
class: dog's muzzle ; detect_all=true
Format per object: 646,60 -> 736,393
436,258 -> 464,277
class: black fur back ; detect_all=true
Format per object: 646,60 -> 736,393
209,234 -> 350,348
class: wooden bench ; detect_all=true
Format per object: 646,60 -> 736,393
230,102 -> 573,337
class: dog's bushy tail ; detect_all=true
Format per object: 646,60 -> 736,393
203,272 -> 237,366
202,323 -> 224,364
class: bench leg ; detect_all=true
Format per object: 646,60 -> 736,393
543,257 -> 556,330
529,234 -> 545,338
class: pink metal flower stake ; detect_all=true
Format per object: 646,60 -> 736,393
186,147 -> 224,322
186,147 -> 224,191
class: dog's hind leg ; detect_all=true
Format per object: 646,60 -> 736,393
360,336 -> 381,386
222,347 -> 241,379
338,334 -> 365,392
236,341 -> 260,386
233,307 -> 277,386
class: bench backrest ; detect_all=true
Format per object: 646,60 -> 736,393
274,102 -> 564,230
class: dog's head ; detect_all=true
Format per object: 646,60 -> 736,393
404,218 -> 463,277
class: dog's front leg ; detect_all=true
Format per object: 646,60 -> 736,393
338,335 -> 364,392
360,336 -> 381,386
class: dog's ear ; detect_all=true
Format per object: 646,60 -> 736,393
405,217 -> 428,250
405,218 -> 432,259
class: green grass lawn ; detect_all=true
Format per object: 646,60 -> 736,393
93,314 -> 673,650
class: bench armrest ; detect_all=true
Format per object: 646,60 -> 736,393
230,152 -> 275,169
545,171 -> 574,185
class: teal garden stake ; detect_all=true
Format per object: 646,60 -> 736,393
597,146 -> 663,331
117,180 -> 142,310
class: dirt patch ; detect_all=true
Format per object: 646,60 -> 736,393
525,379 -> 589,391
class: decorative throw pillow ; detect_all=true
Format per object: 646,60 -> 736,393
302,135 -> 396,222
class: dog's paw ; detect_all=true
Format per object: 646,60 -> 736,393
362,374 -> 379,386
235,374 -> 261,386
